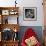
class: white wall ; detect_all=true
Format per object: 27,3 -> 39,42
0,0 -> 44,26
18,0 -> 44,26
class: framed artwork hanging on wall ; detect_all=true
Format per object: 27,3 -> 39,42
23,7 -> 37,21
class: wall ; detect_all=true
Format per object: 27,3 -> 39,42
18,0 -> 44,26
0,0 -> 44,26
19,0 -> 43,26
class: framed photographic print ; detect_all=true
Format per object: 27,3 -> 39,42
2,16 -> 8,24
2,10 -> 9,15
8,16 -> 17,24
23,7 -> 37,21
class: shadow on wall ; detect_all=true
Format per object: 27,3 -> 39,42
18,26 -> 43,44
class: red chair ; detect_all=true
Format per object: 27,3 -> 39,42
21,28 -> 41,46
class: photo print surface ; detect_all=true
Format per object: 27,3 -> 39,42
23,7 -> 37,21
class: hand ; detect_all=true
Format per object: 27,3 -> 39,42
25,36 -> 38,46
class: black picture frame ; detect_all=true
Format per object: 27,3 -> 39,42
23,7 -> 37,21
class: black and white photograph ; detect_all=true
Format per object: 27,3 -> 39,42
23,7 -> 37,21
